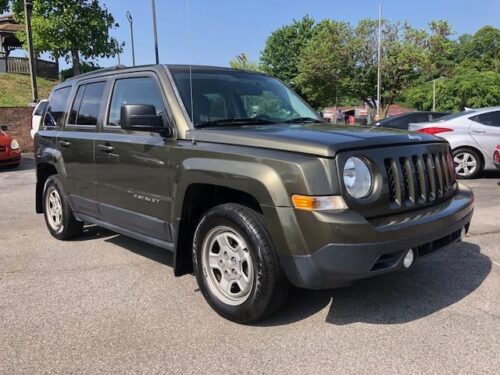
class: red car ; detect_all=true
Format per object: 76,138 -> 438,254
494,145 -> 500,169
0,127 -> 21,168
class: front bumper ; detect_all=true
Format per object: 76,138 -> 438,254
278,184 -> 474,289
0,150 -> 21,166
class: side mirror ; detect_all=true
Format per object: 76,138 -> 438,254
1,125 -> 9,131
120,104 -> 170,135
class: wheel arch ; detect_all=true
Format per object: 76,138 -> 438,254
172,159 -> 290,276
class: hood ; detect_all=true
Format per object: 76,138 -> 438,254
189,124 -> 443,157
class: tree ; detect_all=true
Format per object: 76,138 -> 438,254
60,60 -> 100,80
260,16 -> 317,90
12,0 -> 122,76
229,53 -> 260,71
295,20 -> 353,107
403,68 -> 500,111
0,0 -> 9,13
456,26 -> 500,73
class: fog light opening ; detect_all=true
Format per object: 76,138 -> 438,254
403,249 -> 415,269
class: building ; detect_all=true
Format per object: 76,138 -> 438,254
0,14 -> 58,80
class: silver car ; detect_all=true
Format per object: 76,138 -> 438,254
409,107 -> 500,179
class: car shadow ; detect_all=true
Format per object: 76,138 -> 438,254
71,226 -> 491,327
479,170 -> 500,179
258,241 -> 491,327
76,224 -> 174,266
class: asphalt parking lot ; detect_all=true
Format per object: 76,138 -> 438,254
1,155 -> 499,374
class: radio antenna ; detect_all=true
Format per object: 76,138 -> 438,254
185,0 -> 195,144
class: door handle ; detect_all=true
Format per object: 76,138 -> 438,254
58,140 -> 71,147
472,130 -> 487,134
97,144 -> 114,153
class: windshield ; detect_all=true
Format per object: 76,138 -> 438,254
436,110 -> 475,122
169,67 -> 321,127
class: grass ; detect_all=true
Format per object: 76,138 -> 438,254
0,73 -> 57,107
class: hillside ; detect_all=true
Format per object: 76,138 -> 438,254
0,73 -> 57,107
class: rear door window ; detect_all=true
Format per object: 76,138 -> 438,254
44,87 -> 72,127
68,81 -> 106,126
471,111 -> 500,127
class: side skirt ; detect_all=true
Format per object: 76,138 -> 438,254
74,212 -> 175,252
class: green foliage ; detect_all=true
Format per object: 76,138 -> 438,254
229,53 -> 260,72
261,16 -> 499,114
403,68 -> 500,111
0,0 -> 8,13
11,0 -> 122,76
60,60 -> 101,80
260,16 -> 317,89
295,20 -> 353,107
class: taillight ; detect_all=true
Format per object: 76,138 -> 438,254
494,150 -> 500,164
418,127 -> 454,135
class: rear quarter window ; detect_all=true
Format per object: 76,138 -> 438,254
44,87 -> 72,128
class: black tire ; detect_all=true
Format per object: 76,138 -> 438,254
193,203 -> 289,324
452,148 -> 483,179
42,175 -> 83,240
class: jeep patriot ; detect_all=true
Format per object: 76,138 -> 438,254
35,65 -> 474,323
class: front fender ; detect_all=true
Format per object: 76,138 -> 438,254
172,157 -> 290,220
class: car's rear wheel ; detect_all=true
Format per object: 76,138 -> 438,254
193,203 -> 289,324
453,148 -> 483,179
43,175 -> 83,240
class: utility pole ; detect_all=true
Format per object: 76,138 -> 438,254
24,0 -> 38,102
376,4 -> 382,120
151,0 -> 160,64
126,11 -> 135,66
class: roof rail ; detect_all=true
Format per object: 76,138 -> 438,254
65,65 -> 127,81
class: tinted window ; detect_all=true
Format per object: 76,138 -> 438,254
34,101 -> 48,116
44,87 -> 71,127
471,111 -> 500,127
410,113 -> 430,123
108,77 -> 165,126
75,82 -> 106,126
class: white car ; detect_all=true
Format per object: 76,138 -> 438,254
30,99 -> 49,139
409,107 -> 500,179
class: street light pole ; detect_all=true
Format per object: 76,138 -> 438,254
376,3 -> 382,120
151,0 -> 160,64
432,77 -> 444,111
24,0 -> 38,102
126,11 -> 135,66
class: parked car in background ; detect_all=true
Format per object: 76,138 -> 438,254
410,107 -> 500,179
494,145 -> 500,168
0,125 -> 21,168
30,99 -> 49,139
372,111 -> 449,130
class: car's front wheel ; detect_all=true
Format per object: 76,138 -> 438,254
453,148 -> 483,179
42,175 -> 83,240
193,203 -> 289,324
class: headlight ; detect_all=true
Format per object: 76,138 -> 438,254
10,139 -> 20,150
343,157 -> 372,198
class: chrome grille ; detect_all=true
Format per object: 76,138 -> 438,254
384,151 -> 456,209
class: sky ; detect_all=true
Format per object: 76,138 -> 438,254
14,0 -> 500,69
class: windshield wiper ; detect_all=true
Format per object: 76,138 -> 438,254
284,117 -> 323,124
195,118 -> 277,128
